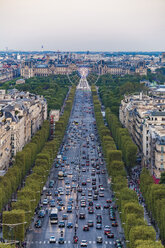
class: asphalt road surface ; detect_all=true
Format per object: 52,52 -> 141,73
26,83 -> 124,248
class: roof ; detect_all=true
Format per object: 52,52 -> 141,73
151,111 -> 165,116
36,64 -> 48,68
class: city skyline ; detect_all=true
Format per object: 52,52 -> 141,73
0,0 -> 165,52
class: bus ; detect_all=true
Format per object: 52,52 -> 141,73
50,208 -> 58,224
58,171 -> 64,180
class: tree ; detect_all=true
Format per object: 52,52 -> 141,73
3,210 -> 25,242
129,225 -> 156,248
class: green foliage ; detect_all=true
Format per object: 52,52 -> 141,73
2,85 -> 76,242
3,210 -> 25,241
129,225 -> 156,248
135,240 -> 164,248
91,84 -> 158,248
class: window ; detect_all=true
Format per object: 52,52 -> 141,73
162,118 -> 165,121
161,146 -> 164,153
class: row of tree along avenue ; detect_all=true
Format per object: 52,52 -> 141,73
2,85 -> 76,245
91,85 -> 163,248
140,169 -> 165,243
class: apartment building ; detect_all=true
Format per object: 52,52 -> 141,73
119,93 -> 165,179
0,90 -> 47,170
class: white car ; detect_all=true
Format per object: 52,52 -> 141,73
43,198 -> 48,205
49,236 -> 56,243
59,191 -> 64,195
81,240 -> 88,247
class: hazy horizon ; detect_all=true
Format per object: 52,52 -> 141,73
0,0 -> 165,52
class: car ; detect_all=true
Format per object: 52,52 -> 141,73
101,170 -> 105,174
46,191 -> 52,196
73,235 -> 78,244
81,240 -> 88,247
67,222 -> 73,228
110,215 -> 116,221
81,192 -> 85,196
95,204 -> 101,209
88,220 -> 94,227
79,213 -> 85,219
54,191 -> 58,196
59,201 -> 64,206
107,232 -> 114,238
43,199 -> 48,205
112,222 -> 118,227
83,225 -> 89,231
66,190 -> 70,195
49,236 -> 56,243
115,240 -> 122,248
81,201 -> 86,207
77,187 -> 82,192
106,199 -> 112,203
93,195 -> 98,200
104,225 -> 111,235
82,181 -> 86,186
38,210 -> 45,218
35,219 -> 42,228
96,236 -> 103,243
50,200 -> 56,207
57,196 -> 62,202
99,192 -> 104,197
66,185 -> 71,189
67,205 -> 72,213
104,204 -> 109,209
94,190 -> 99,195
62,214 -> 68,220
100,187 -> 104,191
96,223 -> 102,229
89,201 -> 93,206
58,237 -> 64,244
57,206 -> 62,211
96,214 -> 102,224
58,221 -> 65,228
88,207 -> 94,214
49,180 -> 54,188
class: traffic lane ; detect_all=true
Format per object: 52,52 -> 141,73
27,90 -> 120,247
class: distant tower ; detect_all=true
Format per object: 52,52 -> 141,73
41,45 -> 44,53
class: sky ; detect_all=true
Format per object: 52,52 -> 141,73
0,0 -> 165,51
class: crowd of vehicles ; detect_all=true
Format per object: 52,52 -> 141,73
28,87 -> 123,247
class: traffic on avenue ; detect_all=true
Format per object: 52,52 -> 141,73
26,80 -> 124,248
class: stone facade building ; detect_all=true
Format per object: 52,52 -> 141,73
119,93 -> 165,179
0,89 -> 47,170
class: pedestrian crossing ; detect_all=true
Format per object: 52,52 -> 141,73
28,240 -> 114,245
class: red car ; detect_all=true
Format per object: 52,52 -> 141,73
104,226 -> 111,235
88,207 -> 94,214
106,199 -> 112,203
83,225 -> 89,231
112,222 -> 118,227
73,236 -> 78,243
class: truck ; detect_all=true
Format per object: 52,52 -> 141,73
49,208 -> 58,224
